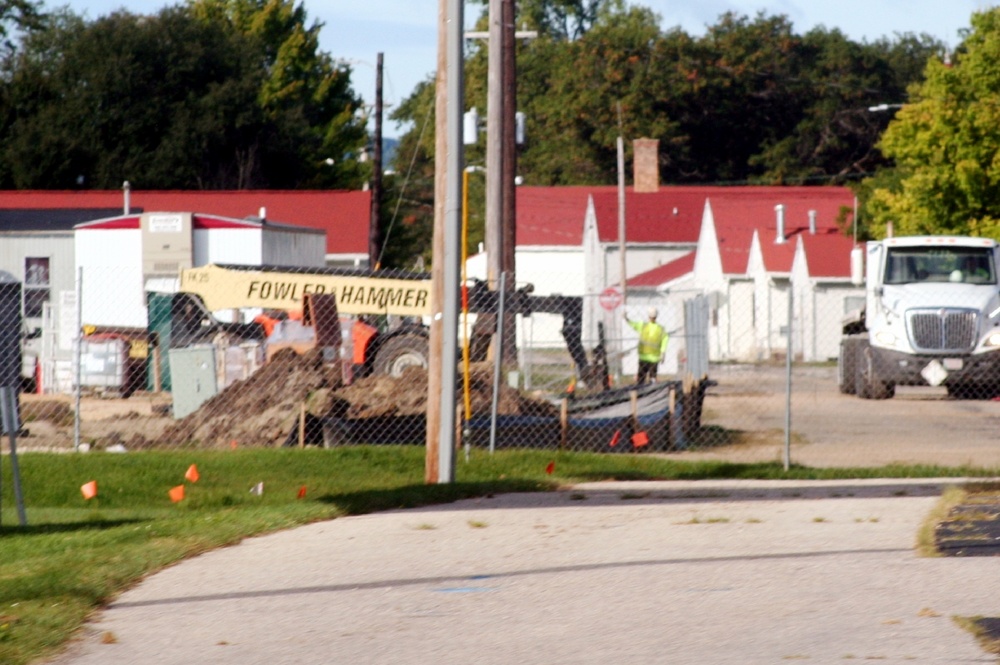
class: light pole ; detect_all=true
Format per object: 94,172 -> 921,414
461,165 -> 486,431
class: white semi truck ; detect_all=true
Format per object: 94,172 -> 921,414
839,235 -> 1000,399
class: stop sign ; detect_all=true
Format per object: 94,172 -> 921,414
599,287 -> 623,311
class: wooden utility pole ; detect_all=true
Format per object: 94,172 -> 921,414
427,0 -> 462,484
370,52 -> 384,268
500,0 -> 517,362
427,2 -> 447,484
486,0 -> 504,294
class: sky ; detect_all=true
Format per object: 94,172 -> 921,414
65,0 -> 997,137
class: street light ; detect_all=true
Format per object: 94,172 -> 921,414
868,103 -> 904,112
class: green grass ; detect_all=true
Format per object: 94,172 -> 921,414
0,447 -> 996,665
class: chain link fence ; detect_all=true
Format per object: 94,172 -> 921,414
6,261 -> 1000,471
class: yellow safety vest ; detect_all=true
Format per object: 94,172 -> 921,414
632,321 -> 667,363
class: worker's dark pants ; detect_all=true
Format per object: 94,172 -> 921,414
636,360 -> 658,385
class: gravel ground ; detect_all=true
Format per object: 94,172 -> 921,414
49,478 -> 1000,665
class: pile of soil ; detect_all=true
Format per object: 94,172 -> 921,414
151,354 -> 558,448
152,348 -> 343,448
328,363 -> 558,420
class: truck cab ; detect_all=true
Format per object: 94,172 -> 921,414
840,236 -> 1000,399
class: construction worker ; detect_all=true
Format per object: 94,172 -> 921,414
624,307 -> 669,384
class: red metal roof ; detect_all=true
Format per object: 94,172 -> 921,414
709,188 -> 854,274
0,190 -> 369,254
799,232 -> 858,278
627,252 -> 696,287
515,186 -> 854,252
591,189 -> 705,244
515,186 -> 615,246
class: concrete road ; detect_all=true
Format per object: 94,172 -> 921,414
51,479 -> 1000,665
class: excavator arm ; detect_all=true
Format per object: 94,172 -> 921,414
465,280 -> 598,384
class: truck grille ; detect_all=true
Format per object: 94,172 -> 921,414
908,309 -> 978,352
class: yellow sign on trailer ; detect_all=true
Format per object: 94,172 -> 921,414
179,264 -> 432,317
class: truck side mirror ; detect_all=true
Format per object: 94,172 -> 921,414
850,246 -> 864,286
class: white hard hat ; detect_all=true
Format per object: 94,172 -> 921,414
648,307 -> 658,319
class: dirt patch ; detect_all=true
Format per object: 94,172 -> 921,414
152,348 -> 342,448
146,353 -> 559,449
12,353 -> 560,451
328,363 -> 558,420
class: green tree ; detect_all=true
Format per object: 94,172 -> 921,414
0,0 -> 45,51
519,3 -> 678,185
380,78 -> 436,269
387,3 -> 943,260
188,0 -> 367,188
748,30 -> 939,185
0,2 -> 367,190
516,0 -> 604,40
865,8 -> 1000,238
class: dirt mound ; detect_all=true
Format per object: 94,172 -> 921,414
153,348 -> 343,448
327,363 -> 558,420
149,354 -> 558,448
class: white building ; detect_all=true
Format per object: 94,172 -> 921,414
472,184 -> 862,381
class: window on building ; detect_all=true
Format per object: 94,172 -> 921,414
24,257 -> 50,318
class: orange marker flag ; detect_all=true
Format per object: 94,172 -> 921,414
230,439 -> 238,450
609,430 -> 621,447
632,430 -> 649,448
185,464 -> 200,483
545,461 -> 555,475
81,480 -> 98,500
297,485 -> 307,499
169,485 -> 185,503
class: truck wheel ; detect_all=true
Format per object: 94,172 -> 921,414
372,334 -> 429,377
855,343 -> 894,400
838,338 -> 858,395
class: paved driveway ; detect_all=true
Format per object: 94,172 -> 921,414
51,479 -> 1000,664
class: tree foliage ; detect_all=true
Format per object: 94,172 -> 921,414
864,8 -> 1000,238
386,3 -> 942,266
0,0 -> 45,51
0,0 -> 367,189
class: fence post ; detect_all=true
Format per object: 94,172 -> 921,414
488,272 -> 507,455
784,287 -> 793,471
73,267 -> 83,453
559,398 -> 568,451
1,387 -> 27,526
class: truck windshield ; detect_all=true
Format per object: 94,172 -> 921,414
884,246 -> 996,285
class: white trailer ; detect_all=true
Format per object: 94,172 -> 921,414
75,212 -> 325,329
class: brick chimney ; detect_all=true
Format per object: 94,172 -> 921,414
633,138 -> 659,193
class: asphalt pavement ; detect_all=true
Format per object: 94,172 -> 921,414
49,478 -> 1000,664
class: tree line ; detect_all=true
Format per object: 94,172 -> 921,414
0,0 -> 367,190
384,2 -> 947,267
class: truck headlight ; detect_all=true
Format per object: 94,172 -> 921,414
874,331 -> 897,346
986,332 -> 1000,347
